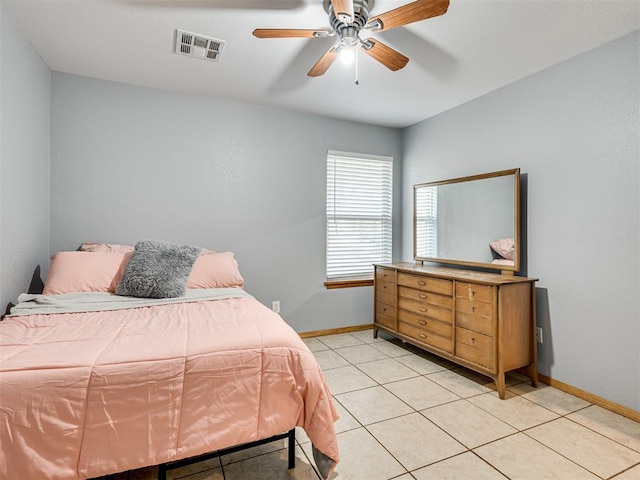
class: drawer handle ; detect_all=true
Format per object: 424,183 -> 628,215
383,285 -> 387,289
418,281 -> 426,286
471,337 -> 475,344
418,320 -> 426,326
419,294 -> 427,299
419,308 -> 427,313
419,333 -> 427,339
472,306 -> 475,313
471,290 -> 475,297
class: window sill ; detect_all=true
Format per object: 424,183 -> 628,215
324,277 -> 374,289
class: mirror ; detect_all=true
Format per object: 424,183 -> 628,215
414,168 -> 520,273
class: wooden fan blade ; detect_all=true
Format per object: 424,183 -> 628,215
331,0 -> 354,22
253,29 -> 328,38
360,39 -> 409,71
369,0 -> 449,32
308,46 -> 339,77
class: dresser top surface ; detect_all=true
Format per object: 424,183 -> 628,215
375,262 -> 538,285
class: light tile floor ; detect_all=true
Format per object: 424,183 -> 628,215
102,331 -> 640,480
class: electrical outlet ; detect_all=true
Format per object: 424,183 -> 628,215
536,327 -> 543,344
271,301 -> 280,314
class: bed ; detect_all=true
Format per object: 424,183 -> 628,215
0,241 -> 339,479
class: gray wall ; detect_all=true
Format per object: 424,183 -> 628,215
50,73 -> 403,332
402,31 -> 640,412
0,5 -> 51,312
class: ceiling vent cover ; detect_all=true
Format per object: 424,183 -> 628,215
175,29 -> 225,62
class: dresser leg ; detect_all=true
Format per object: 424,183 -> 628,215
528,363 -> 538,388
496,374 -> 506,399
373,327 -> 379,339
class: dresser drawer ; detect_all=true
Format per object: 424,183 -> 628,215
398,297 -> 452,323
376,267 -> 397,284
455,282 -> 494,304
375,310 -> 396,329
376,290 -> 395,307
376,301 -> 396,320
376,280 -> 396,303
398,273 -> 453,296
456,311 -> 495,337
455,327 -> 495,370
456,298 -> 494,334
398,286 -> 453,309
400,309 -> 452,338
399,321 -> 452,353
456,297 -> 493,317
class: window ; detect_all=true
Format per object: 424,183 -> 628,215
326,151 -> 393,283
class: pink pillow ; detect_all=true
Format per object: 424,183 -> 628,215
79,242 -> 134,253
43,251 -> 132,295
187,252 -> 244,289
491,258 -> 515,266
489,237 -> 515,260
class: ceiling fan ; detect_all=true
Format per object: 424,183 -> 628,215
253,0 -> 449,77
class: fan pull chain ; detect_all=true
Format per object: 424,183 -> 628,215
354,46 -> 359,85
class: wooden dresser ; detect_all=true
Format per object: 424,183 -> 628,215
374,262 -> 538,399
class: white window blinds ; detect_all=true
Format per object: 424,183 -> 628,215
415,184 -> 438,258
326,151 -> 393,280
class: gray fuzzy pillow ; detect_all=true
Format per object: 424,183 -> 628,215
115,240 -> 201,299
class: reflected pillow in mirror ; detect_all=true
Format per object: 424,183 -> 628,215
489,237 -> 515,260
491,258 -> 515,266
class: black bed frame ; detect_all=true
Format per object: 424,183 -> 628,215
156,428 -> 296,479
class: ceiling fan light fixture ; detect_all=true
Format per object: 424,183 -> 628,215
341,26 -> 359,47
340,45 -> 356,65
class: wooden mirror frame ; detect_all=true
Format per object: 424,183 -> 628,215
413,168 -> 521,274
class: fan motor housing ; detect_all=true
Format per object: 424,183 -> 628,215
325,0 -> 373,46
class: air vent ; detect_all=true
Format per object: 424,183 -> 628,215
175,29 -> 225,62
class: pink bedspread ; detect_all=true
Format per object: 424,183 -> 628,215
0,292 -> 339,479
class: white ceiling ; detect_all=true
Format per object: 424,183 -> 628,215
4,0 -> 639,128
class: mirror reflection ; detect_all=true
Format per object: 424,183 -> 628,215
414,169 -> 520,272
